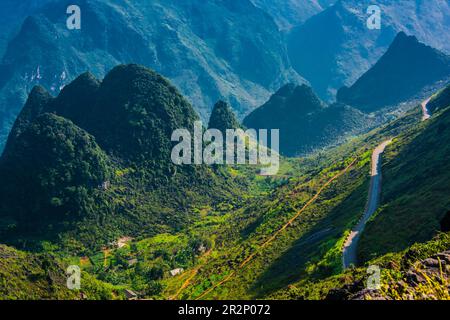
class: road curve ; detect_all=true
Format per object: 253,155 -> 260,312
421,98 -> 432,121
342,140 -> 392,269
342,97 -> 432,268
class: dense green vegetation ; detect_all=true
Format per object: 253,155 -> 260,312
0,65 -> 246,254
0,244 -> 118,300
0,113 -> 112,232
0,63 -> 449,300
0,0 -> 302,152
208,101 -> 241,133
243,84 -> 377,156
129,84 -> 450,300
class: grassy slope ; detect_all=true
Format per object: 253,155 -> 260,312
0,244 -> 118,300
7,103 -> 429,300
158,144 -> 373,299
157,102 -> 432,300
272,232 -> 450,300
3,87 -> 448,300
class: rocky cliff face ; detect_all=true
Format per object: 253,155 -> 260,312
0,0 -> 302,152
250,0 -> 335,30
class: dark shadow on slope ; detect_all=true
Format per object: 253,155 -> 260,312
248,178 -> 370,298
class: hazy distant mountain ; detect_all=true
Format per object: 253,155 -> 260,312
288,0 -> 450,100
0,0 -> 52,57
337,33 -> 450,112
243,84 -> 376,156
0,0 -> 302,152
250,0 -> 336,30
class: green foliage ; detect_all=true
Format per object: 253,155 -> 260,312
0,244 -> 117,300
244,84 -> 376,156
208,100 -> 241,133
0,65 -> 246,253
1,62 -> 450,301
0,113 -> 111,232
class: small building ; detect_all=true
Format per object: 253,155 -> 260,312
124,289 -> 138,300
170,268 -> 184,277
100,181 -> 111,191
117,236 -> 133,248
127,258 -> 138,266
198,244 -> 207,254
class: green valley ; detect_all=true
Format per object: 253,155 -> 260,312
0,1 -> 450,302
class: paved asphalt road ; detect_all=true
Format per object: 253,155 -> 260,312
342,140 -> 392,269
342,97 -> 433,269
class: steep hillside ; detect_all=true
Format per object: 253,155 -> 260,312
157,92 -> 446,300
337,32 -> 450,112
273,233 -> 450,300
0,113 -> 112,231
358,88 -> 450,262
158,139 -> 375,299
0,244 -> 118,300
288,0 -> 450,100
428,84 -> 450,113
0,64 -> 243,252
243,84 -> 377,156
0,0 -> 302,152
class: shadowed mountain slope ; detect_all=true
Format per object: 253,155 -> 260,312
337,33 -> 450,112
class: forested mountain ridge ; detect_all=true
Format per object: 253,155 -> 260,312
244,84 -> 377,156
0,0 -> 450,302
0,64 -> 244,253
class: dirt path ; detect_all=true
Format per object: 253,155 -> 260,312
169,249 -> 212,300
193,158 -> 357,300
342,141 -> 391,269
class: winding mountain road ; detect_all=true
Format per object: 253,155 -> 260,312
342,140 -> 391,269
342,97 -> 433,269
